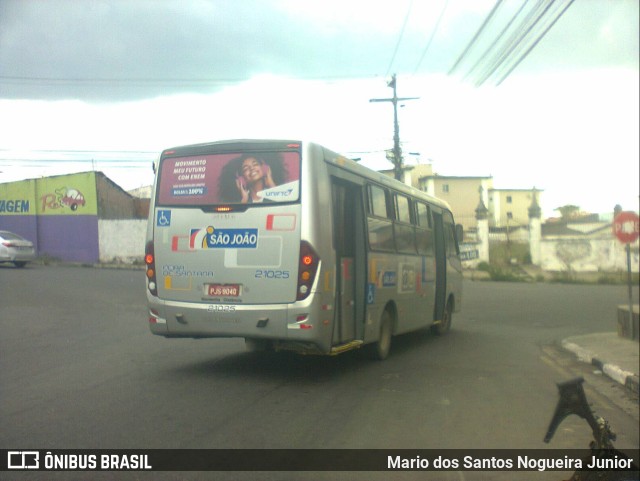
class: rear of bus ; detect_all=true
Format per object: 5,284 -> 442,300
144,140 -> 330,353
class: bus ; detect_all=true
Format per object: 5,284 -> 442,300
145,139 -> 462,360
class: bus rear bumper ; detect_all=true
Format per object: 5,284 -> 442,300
146,297 -> 333,353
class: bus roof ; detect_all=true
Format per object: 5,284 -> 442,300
319,144 -> 453,212
159,138 -> 453,212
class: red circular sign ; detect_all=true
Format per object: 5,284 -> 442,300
613,211 -> 640,243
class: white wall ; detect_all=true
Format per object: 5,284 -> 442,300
98,219 -> 147,264
97,218 -> 639,274
540,237 -> 639,273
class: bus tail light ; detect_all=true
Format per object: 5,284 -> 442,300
148,308 -> 166,324
287,314 -> 313,330
145,241 -> 158,296
297,241 -> 319,301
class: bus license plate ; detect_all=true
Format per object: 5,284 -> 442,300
206,283 -> 241,297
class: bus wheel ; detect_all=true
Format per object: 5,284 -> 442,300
432,299 -> 452,336
371,309 -> 393,360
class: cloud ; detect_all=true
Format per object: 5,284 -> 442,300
0,0 -> 638,215
2,0 -> 636,102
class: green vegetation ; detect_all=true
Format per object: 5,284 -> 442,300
489,241 -> 530,267
470,241 -> 639,285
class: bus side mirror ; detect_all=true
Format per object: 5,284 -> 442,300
455,224 -> 464,242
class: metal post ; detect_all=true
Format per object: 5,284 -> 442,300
626,243 -> 635,338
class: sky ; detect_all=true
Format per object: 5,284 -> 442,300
0,0 -> 638,219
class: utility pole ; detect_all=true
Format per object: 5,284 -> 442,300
369,74 -> 419,181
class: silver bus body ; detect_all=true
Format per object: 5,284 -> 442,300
145,140 -> 462,358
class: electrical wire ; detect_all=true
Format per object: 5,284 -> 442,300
0,2 -> 580,101
448,0 -> 505,75
0,76 -> 243,86
495,0 -> 576,85
462,0 -> 531,82
413,0 -> 449,75
475,0 -> 555,86
464,0 -> 576,87
385,0 -> 415,77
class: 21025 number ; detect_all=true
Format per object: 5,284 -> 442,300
255,270 -> 290,279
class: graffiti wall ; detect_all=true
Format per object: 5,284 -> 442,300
540,238 -> 639,273
0,172 -> 100,263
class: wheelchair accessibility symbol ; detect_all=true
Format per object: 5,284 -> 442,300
157,210 -> 171,227
366,283 -> 376,305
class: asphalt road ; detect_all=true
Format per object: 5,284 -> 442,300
1,264 -> 638,481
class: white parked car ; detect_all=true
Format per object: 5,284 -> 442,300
0,230 -> 36,268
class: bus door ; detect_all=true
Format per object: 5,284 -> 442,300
331,180 -> 366,344
433,211 -> 447,322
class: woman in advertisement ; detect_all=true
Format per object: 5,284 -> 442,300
218,153 -> 288,204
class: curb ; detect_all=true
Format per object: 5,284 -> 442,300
561,340 -> 639,395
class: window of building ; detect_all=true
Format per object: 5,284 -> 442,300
442,184 -> 449,193
506,195 -> 512,203
507,212 -> 513,219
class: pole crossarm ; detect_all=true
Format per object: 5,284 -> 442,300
369,97 -> 420,103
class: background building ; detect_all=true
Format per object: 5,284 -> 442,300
419,175 -> 493,231
0,171 -> 148,263
377,163 -> 544,235
489,188 -> 540,228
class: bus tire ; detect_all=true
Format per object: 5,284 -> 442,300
371,309 -> 393,360
432,298 -> 453,336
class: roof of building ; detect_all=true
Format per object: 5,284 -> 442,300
491,187 -> 545,192
542,221 -> 611,237
127,185 -> 153,199
94,171 -> 134,198
419,174 -> 492,181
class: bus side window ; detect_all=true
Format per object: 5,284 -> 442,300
393,194 -> 416,254
444,212 -> 460,257
395,194 -> 411,223
367,185 -> 395,251
368,184 -> 388,218
416,202 -> 431,228
415,202 -> 433,256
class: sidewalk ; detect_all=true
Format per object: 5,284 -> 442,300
562,332 -> 639,394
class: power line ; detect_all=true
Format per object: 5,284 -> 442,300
474,0 -> 554,86
0,76 -> 243,86
385,0 -> 415,78
0,149 -> 157,155
0,73 -> 386,89
454,0 -> 576,87
0,159 -> 153,164
448,0 -> 505,75
495,0 -> 576,85
462,0 -> 531,82
413,0 -> 449,74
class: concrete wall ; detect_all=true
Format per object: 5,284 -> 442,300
540,237 -> 639,273
73,217 -> 640,273
98,219 -> 147,264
